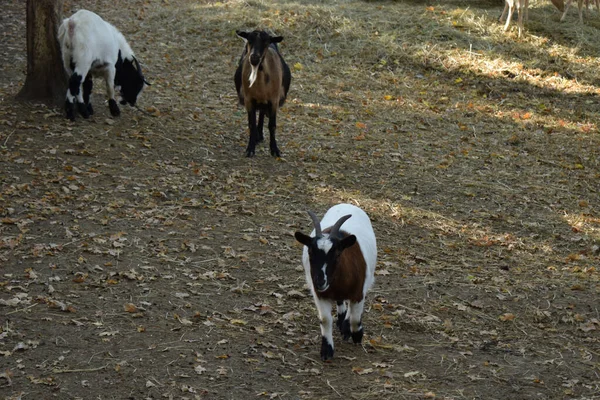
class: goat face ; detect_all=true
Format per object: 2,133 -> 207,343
116,55 -> 148,106
295,232 -> 357,293
236,30 -> 283,86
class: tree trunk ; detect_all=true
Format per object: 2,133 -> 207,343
17,0 -> 66,107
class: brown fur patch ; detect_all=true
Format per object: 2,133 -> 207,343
319,231 -> 366,303
241,47 -> 284,113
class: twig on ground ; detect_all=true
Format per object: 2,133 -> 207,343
53,364 -> 108,374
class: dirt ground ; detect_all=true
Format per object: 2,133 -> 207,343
1,0 -> 600,399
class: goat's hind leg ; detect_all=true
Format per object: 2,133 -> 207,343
347,299 -> 366,344
336,301 -> 348,335
104,66 -> 120,117
257,110 -> 265,143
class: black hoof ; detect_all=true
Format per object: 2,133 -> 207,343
352,327 -> 364,344
86,103 -> 94,116
108,99 -> 121,117
65,100 -> 75,121
245,150 -> 255,157
270,147 -> 281,157
77,102 -> 89,119
257,134 -> 264,143
320,337 -> 334,361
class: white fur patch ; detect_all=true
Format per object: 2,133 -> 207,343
249,64 -> 259,87
316,236 -> 333,254
316,298 -> 334,347
318,263 -> 329,291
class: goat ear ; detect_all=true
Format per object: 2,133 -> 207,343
236,30 -> 249,40
271,36 -> 284,43
338,235 -> 357,251
294,232 -> 312,247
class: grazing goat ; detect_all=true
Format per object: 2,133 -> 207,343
499,0 -> 529,37
295,204 -> 377,361
234,30 -> 291,157
57,10 -> 149,120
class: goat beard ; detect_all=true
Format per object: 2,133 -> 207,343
249,64 -> 259,88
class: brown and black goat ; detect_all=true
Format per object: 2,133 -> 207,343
234,30 -> 291,157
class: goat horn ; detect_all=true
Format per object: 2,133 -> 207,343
307,210 -> 322,237
329,214 -> 352,238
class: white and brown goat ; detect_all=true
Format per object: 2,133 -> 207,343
295,204 -> 377,361
234,30 -> 291,157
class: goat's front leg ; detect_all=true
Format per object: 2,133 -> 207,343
257,110 -> 265,143
105,67 -> 120,117
346,299 -> 365,344
315,298 -> 334,361
336,301 -> 347,334
66,67 -> 90,120
246,109 -> 258,157
83,74 -> 94,116
268,111 -> 281,157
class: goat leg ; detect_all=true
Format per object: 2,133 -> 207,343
246,109 -> 258,157
83,75 -> 94,116
268,112 -> 281,157
65,100 -> 76,121
257,110 -> 265,143
108,99 -> 120,117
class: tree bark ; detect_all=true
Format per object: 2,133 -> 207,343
17,0 -> 66,107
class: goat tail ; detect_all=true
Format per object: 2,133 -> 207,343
57,17 -> 75,48
68,19 -> 76,37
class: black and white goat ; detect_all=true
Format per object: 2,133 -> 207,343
234,30 -> 291,157
57,10 -> 149,120
295,204 -> 377,361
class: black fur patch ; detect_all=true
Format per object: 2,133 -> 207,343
77,102 -> 89,119
68,73 -> 83,96
336,301 -> 346,333
116,56 -> 146,106
320,337 -> 334,361
69,58 -> 76,72
341,318 -> 351,340
108,99 -> 120,117
351,326 -> 364,344
83,76 -> 93,105
65,100 -> 75,121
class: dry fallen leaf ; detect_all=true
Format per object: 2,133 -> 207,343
123,303 -> 138,313
499,313 -> 516,322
